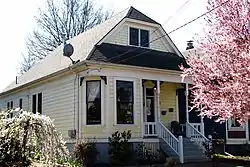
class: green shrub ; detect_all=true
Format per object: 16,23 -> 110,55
57,157 -> 81,167
203,139 -> 225,159
135,143 -> 166,166
72,139 -> 99,167
108,130 -> 134,165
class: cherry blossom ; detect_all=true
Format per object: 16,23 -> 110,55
181,0 -> 250,123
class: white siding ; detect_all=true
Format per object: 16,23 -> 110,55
0,74 -> 77,140
0,91 -> 29,111
105,21 -> 172,52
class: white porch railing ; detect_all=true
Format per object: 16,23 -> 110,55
180,123 -> 204,135
186,122 -> 209,150
158,122 -> 184,163
144,122 -> 157,137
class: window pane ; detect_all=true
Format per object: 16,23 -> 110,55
86,81 -> 101,125
19,99 -> 23,109
87,101 -> 101,125
117,102 -> 134,124
231,118 -> 241,127
140,29 -> 149,47
38,93 -> 42,114
10,101 -> 13,118
10,101 -> 13,108
7,102 -> 9,110
116,81 -> 133,102
32,94 -> 36,114
116,80 -> 134,124
129,28 -> 139,46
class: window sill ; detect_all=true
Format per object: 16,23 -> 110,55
114,124 -> 136,126
85,124 -> 104,127
128,44 -> 150,49
228,127 -> 245,131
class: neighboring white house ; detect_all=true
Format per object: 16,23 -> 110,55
0,7 -> 208,163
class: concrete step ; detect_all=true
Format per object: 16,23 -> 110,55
160,137 -> 208,163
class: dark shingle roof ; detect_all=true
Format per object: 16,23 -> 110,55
88,43 -> 188,71
126,7 -> 160,25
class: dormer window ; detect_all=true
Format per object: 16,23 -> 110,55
129,27 -> 149,47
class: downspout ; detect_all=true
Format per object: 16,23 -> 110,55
73,72 -> 80,140
27,88 -> 30,111
77,73 -> 80,139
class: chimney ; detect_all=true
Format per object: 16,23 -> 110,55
186,40 -> 194,50
16,76 -> 18,84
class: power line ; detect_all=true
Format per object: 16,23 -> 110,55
168,0 -> 229,34
108,0 -> 192,62
149,0 -> 192,37
163,0 -> 192,26
115,0 -> 229,64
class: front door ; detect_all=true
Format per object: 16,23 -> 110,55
144,88 -> 156,136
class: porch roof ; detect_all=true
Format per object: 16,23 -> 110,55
88,43 -> 189,71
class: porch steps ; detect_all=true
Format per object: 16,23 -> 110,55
160,138 -> 209,163
183,138 -> 209,163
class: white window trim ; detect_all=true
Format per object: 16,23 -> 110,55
228,118 -> 245,131
114,77 -> 137,126
128,27 -> 150,48
82,79 -> 105,127
31,93 -> 43,114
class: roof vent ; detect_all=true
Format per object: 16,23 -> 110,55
186,40 -> 194,50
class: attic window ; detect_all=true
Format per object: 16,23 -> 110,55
129,27 -> 149,47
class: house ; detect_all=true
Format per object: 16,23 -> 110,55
0,7 -> 209,163
183,46 -> 250,156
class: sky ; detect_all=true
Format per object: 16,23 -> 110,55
0,0 -> 207,91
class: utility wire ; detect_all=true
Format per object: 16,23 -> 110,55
163,0 -> 192,26
168,0 -> 228,34
148,0 -> 192,37
108,0 -> 192,62
115,0 -> 229,64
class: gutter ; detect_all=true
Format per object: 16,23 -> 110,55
0,59 -> 185,97
0,62 -> 88,97
83,60 -> 184,75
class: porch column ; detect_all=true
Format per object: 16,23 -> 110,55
156,80 -> 160,122
201,117 -> 205,136
246,121 -> 249,141
140,79 -> 145,137
185,83 -> 190,138
185,83 -> 189,123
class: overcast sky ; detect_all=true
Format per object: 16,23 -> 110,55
0,0 -> 206,91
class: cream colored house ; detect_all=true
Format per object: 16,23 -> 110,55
0,7 -> 209,163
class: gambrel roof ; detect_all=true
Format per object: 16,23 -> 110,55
1,6 -> 183,95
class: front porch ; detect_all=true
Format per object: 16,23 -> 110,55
141,79 -> 204,138
140,79 -> 209,164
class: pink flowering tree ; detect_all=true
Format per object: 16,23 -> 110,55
182,0 -> 250,122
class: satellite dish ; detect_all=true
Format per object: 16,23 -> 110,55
63,43 -> 74,57
62,43 -> 80,64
